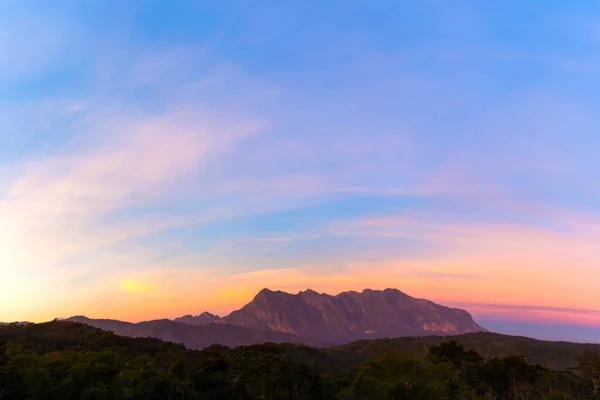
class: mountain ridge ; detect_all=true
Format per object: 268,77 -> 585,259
65,287 -> 485,348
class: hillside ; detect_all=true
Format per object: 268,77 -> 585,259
1,321 -> 599,399
4,320 -> 598,370
328,332 -> 600,371
65,316 -> 324,349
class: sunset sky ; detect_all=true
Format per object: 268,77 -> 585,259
2,1 -> 600,342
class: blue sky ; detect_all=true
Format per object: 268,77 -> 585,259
2,1 -> 600,342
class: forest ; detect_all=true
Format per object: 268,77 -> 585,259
1,320 -> 600,399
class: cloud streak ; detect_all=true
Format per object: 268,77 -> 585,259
2,1 -> 600,344
0,94 -> 264,318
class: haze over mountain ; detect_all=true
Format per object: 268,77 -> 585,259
65,316 -> 323,349
67,288 -> 485,348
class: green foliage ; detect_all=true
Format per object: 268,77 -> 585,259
327,332 -> 600,371
576,350 -> 600,396
0,321 -> 598,399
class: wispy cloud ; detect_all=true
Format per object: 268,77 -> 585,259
3,1 -> 600,343
0,94 -> 264,317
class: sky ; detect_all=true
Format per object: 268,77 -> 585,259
1,1 -> 600,342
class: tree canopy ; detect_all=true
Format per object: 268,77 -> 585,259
1,321 -> 599,399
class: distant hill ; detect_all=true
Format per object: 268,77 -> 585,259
218,288 -> 485,344
55,311 -> 600,371
3,320 -> 599,371
65,315 -> 325,349
0,321 -> 30,326
326,332 -> 600,371
174,312 -> 220,326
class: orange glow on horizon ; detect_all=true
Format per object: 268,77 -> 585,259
5,217 -> 600,328
11,259 -> 600,329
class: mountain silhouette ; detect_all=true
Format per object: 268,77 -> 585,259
66,287 -> 485,348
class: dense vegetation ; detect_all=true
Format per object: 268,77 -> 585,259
326,333 -> 600,371
2,321 -> 600,399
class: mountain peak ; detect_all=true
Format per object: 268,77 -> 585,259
299,288 -> 320,295
199,311 -> 219,318
253,288 -> 285,300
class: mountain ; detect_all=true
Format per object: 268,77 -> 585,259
219,288 -> 485,344
65,316 -> 323,349
174,312 -> 220,326
66,287 -> 485,348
